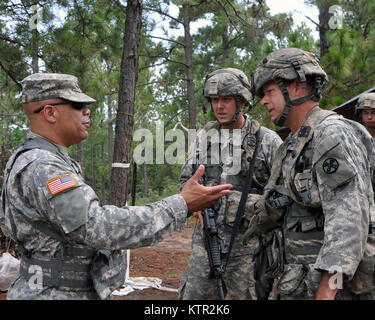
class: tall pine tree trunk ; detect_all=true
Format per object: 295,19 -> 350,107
221,24 -> 229,65
183,1 -> 196,129
101,140 -> 106,204
107,93 -> 114,204
318,1 -> 330,58
91,140 -> 96,191
109,0 -> 142,206
142,162 -> 148,198
31,29 -> 39,73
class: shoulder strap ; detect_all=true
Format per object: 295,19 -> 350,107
268,107 -> 336,201
203,120 -> 220,131
224,127 -> 261,270
1,137 -> 73,251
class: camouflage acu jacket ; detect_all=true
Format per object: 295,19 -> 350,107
0,132 -> 187,300
180,116 -> 282,256
266,107 -> 375,281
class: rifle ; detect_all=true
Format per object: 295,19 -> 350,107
193,159 -> 227,300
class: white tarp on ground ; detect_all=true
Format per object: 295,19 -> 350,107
111,249 -> 178,297
0,252 -> 20,292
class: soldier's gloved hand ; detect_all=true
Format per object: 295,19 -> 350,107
242,197 -> 285,245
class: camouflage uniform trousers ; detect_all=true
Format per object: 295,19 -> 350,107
276,271 -> 375,300
179,225 -> 257,300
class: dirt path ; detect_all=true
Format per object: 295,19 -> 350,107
113,218 -> 195,300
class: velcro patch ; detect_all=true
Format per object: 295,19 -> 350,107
208,81 -> 218,95
322,158 -> 339,174
46,174 -> 77,195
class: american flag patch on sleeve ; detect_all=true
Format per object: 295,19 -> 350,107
46,174 -> 77,195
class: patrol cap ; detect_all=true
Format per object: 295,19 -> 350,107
355,92 -> 375,114
21,73 -> 96,104
203,68 -> 252,105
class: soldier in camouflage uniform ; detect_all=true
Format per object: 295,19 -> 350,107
178,68 -> 282,300
355,93 -> 375,139
244,47 -> 375,300
0,73 -> 232,300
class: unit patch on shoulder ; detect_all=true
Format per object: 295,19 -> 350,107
46,174 -> 77,195
322,158 -> 339,174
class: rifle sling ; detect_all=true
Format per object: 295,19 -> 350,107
224,128 -> 261,271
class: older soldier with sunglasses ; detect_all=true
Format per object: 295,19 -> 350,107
0,73 -> 232,300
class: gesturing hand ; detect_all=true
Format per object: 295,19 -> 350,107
180,165 -> 232,213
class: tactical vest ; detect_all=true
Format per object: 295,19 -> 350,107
1,136 -> 125,299
267,108 -> 340,265
201,118 -> 265,195
268,107 -> 375,266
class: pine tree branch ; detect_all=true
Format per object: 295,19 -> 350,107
145,35 -> 185,47
0,35 -> 22,46
0,61 -> 21,89
215,0 -> 240,33
296,10 -> 319,27
144,5 -> 183,25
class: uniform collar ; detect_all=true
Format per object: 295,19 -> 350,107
27,131 -> 70,156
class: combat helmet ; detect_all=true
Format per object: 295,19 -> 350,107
355,92 -> 375,115
252,48 -> 328,126
203,68 -> 252,126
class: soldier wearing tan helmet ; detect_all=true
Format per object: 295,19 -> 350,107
0,73 -> 232,300
355,93 -> 375,138
178,68 -> 282,300
243,48 -> 375,300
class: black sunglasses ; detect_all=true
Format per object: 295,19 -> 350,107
34,101 -> 86,114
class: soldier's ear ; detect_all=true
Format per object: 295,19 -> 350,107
43,105 -> 57,123
287,78 -> 302,98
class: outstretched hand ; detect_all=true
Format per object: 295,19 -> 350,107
180,165 -> 232,213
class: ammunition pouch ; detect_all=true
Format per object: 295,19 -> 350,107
253,229 -> 284,299
90,249 -> 126,300
278,263 -> 321,299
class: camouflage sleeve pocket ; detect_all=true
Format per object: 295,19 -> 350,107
48,180 -> 89,234
314,142 -> 357,190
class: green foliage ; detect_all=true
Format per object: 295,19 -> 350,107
2,0 -> 375,201
320,0 -> 375,106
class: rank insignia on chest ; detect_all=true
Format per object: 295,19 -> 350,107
46,174 -> 77,195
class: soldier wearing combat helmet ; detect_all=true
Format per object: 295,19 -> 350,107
0,73 -> 232,300
178,68 -> 282,299
355,92 -> 375,138
243,48 -> 375,300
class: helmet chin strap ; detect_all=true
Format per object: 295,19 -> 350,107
213,96 -> 242,127
274,78 -> 318,127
